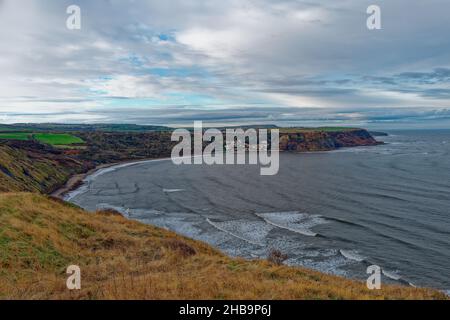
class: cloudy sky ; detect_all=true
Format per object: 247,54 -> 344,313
1,0 -> 450,128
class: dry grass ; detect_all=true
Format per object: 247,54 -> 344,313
0,193 -> 446,300
0,143 -> 85,193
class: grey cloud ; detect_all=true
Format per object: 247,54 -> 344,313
396,68 -> 450,84
422,88 -> 450,99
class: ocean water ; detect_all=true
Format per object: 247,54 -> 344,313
67,130 -> 450,290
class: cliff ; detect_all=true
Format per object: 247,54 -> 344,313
279,128 -> 381,152
0,140 -> 91,193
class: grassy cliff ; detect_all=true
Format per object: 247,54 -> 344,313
0,193 -> 445,300
0,141 -> 89,193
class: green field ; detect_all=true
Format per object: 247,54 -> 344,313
33,133 -> 84,145
0,132 -> 31,140
0,132 -> 84,145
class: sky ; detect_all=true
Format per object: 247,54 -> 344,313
0,0 -> 450,129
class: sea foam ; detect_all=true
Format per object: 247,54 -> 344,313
254,211 -> 327,237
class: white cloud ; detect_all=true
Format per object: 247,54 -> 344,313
89,75 -> 162,99
177,28 -> 245,60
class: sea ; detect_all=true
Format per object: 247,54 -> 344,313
66,129 -> 450,292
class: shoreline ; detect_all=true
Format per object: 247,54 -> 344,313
51,131 -> 385,199
51,142 -> 386,199
50,157 -> 172,198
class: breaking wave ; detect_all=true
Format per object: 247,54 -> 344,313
205,218 -> 270,246
163,188 -> 185,193
339,249 -> 366,262
254,211 -> 327,237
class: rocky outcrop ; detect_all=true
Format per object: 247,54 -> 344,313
279,129 -> 381,152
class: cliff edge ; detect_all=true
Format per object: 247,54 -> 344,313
279,128 -> 381,152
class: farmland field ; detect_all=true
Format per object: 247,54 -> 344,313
33,133 -> 84,145
0,132 -> 31,140
0,132 -> 84,145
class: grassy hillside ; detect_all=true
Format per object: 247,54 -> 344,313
0,193 -> 445,300
76,131 -> 174,163
0,141 -> 89,193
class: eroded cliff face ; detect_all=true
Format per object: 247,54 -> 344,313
279,129 -> 381,152
0,140 -> 90,193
